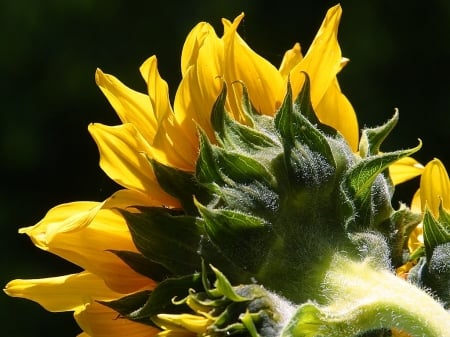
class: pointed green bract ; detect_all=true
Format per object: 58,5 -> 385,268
359,110 -> 399,157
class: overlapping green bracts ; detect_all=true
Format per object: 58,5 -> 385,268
106,76 -> 450,337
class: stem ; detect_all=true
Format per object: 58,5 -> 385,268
281,255 -> 450,337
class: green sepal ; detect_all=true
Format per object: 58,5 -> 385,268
196,129 -> 276,188
108,250 -> 173,282
387,204 -> 423,267
342,142 -> 422,231
292,73 -> 337,137
423,242 -> 450,308
423,205 -> 450,261
359,111 -> 399,158
149,158 -> 207,215
120,207 -> 202,275
209,264 -> 249,302
274,81 -> 335,168
210,83 -> 279,159
196,200 -> 273,274
214,181 -> 279,217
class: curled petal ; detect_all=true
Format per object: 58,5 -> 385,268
95,69 -> 158,143
175,27 -> 224,144
4,271 -> 119,312
88,123 -> 177,204
223,13 -> 284,119
19,198 -> 156,293
279,43 -> 303,81
75,301 -> 159,337
139,56 -> 173,123
420,158 -> 450,217
181,22 -> 216,76
289,4 -> 342,107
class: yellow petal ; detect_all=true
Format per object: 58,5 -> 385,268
150,111 -> 199,171
389,157 -> 424,185
4,271 -> 119,312
420,158 -> 450,217
75,301 -> 159,337
279,43 -> 303,81
88,122 -> 176,204
408,188 -> 424,253
181,22 -> 215,76
314,77 -> 359,151
289,4 -> 342,107
139,56 -> 173,123
223,13 -> 284,119
174,25 -> 223,145
19,198 -> 155,293
95,69 -> 158,143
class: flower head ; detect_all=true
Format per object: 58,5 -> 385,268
5,5 -> 449,337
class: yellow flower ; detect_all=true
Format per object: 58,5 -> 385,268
4,5 -> 425,336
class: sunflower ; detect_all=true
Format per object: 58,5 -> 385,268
6,5 -> 449,337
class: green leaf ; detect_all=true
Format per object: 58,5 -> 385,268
121,207 -> 202,275
196,201 -> 273,274
359,111 -> 399,158
108,250 -> 173,282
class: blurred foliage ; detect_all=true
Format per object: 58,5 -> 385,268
1,0 -> 450,336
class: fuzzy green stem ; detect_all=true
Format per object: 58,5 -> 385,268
281,255 -> 450,337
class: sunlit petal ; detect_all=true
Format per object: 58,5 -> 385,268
88,123 -> 176,204
175,27 -> 223,144
223,13 -> 284,119
420,158 -> 450,217
289,5 -> 342,107
279,43 -> 303,81
150,111 -> 199,171
4,272 -> 119,312
139,56 -> 173,124
181,22 -> 215,76
95,69 -> 157,143
314,77 -> 359,151
19,199 -> 156,293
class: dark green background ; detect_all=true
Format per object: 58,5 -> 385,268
2,1 -> 450,336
